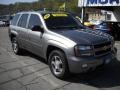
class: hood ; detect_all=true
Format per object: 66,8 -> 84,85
53,29 -> 113,45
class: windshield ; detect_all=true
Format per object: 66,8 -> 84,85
42,13 -> 84,30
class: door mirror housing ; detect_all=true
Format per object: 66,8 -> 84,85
31,25 -> 44,33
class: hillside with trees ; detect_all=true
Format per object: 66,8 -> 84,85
0,0 -> 81,15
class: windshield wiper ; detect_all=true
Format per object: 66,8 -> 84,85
48,25 -> 82,30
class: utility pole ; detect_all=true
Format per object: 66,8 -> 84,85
81,0 -> 85,24
65,0 -> 67,11
105,11 -> 107,21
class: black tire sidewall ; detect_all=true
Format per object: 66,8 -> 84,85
12,37 -> 20,54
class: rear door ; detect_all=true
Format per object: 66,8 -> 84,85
17,14 -> 29,49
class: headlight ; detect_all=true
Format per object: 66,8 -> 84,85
74,45 -> 93,56
78,46 -> 91,50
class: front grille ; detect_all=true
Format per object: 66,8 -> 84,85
93,42 -> 112,56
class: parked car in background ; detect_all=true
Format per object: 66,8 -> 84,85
94,21 -> 120,40
0,15 -> 14,26
90,20 -> 102,25
0,20 -> 5,26
84,21 -> 95,29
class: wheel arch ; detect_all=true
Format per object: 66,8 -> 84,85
10,33 -> 16,41
46,45 -> 66,62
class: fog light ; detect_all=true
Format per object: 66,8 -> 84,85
105,59 -> 111,64
82,64 -> 88,68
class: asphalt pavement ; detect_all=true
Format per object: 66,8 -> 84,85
0,27 -> 120,90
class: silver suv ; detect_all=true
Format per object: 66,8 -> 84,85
9,11 -> 117,79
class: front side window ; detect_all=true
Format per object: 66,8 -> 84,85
17,14 -> 28,28
28,14 -> 41,29
42,13 -> 84,30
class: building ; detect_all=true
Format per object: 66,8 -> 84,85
78,0 -> 120,22
85,8 -> 102,21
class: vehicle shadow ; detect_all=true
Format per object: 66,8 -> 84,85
20,50 -> 120,88
20,50 -> 48,64
66,58 -> 120,88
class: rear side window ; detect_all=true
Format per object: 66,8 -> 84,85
28,14 -> 41,29
17,14 -> 28,28
11,14 -> 20,25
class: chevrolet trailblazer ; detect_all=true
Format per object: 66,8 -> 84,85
9,11 -> 117,79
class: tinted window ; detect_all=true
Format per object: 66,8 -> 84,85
42,13 -> 83,30
28,14 -> 41,29
11,14 -> 20,25
18,14 -> 28,28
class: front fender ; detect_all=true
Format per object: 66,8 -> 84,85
47,39 -> 68,50
42,39 -> 75,60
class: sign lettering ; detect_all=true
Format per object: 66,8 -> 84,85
87,0 -> 119,5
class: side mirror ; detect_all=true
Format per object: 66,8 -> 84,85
31,25 -> 44,33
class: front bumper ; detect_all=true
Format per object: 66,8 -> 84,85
67,49 -> 117,73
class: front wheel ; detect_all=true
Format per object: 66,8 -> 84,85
48,50 -> 69,79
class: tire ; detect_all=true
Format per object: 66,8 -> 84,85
48,50 -> 69,79
12,37 -> 22,54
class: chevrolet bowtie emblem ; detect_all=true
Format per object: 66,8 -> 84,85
102,46 -> 108,50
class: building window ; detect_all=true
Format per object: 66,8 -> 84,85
107,14 -> 111,20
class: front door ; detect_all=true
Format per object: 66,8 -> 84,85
27,14 -> 43,57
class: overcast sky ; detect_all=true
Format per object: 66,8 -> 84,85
0,0 -> 38,5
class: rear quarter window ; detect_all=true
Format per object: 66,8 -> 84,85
11,14 -> 20,25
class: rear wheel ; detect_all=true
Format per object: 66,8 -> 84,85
12,37 -> 22,54
48,50 -> 69,79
